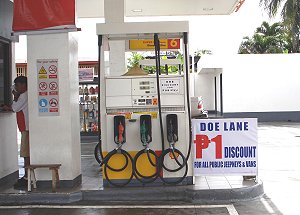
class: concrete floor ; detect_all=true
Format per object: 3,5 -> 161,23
1,122 -> 300,215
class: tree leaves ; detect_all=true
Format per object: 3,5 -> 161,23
238,21 -> 289,54
259,0 -> 300,52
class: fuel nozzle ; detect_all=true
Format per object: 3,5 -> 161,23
140,115 -> 152,146
166,114 -> 178,144
118,122 -> 124,144
114,115 -> 126,144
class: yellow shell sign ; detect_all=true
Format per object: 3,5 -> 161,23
129,39 -> 180,50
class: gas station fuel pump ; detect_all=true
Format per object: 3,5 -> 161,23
96,21 -> 193,187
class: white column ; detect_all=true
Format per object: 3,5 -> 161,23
27,33 -> 81,184
104,0 -> 124,23
104,0 -> 126,76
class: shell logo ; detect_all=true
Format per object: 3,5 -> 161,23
168,39 -> 180,49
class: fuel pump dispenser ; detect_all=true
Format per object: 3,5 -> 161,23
96,21 -> 193,187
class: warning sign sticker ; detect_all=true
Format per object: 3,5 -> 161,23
49,65 -> 57,74
39,98 -> 48,107
39,66 -> 47,74
49,98 -> 58,107
49,82 -> 58,91
39,82 -> 47,91
37,59 -> 59,116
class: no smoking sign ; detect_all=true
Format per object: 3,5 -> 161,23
39,82 -> 47,91
49,82 -> 58,91
48,65 -> 57,74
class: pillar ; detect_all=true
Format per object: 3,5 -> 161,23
0,43 -> 18,186
104,0 -> 126,76
27,32 -> 81,187
0,0 -> 18,186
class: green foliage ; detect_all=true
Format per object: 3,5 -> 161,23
127,52 -> 145,69
126,51 -> 184,74
259,0 -> 300,52
238,21 -> 292,54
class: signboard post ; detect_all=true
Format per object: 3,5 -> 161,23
192,118 -> 258,176
37,59 -> 59,116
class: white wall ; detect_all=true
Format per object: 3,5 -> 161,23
195,54 -> 300,115
222,54 -> 300,113
27,33 -> 81,182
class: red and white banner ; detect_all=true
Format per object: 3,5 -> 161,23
12,0 -> 75,32
192,118 -> 258,176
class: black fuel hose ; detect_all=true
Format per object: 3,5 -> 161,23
97,35 -> 134,187
97,35 -> 105,167
154,34 -> 165,152
103,148 -> 134,187
182,32 -> 193,163
133,148 -> 160,184
155,32 -> 193,185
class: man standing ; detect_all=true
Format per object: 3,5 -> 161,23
2,76 -> 29,187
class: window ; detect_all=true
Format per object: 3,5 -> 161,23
0,37 -> 11,105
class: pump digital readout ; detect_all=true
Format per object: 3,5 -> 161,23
140,86 -> 150,90
139,81 -> 150,85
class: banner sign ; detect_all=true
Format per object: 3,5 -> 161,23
79,68 -> 94,82
13,0 -> 75,32
192,118 -> 258,176
37,59 -> 60,116
129,39 -> 180,50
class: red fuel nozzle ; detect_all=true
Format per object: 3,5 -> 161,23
118,122 -> 124,143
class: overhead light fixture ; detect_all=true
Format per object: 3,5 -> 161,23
132,9 -> 143,13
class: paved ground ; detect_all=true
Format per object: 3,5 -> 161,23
0,199 -> 282,215
2,122 -> 300,214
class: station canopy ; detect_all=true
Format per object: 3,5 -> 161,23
77,0 -> 242,18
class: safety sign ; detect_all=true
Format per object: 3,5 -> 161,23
39,99 -> 48,107
39,66 -> 47,74
37,59 -> 59,116
49,65 -> 57,74
49,98 -> 58,107
192,118 -> 258,176
39,82 -> 47,91
49,82 -> 58,91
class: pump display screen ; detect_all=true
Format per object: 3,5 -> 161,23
140,81 -> 150,85
140,86 -> 150,90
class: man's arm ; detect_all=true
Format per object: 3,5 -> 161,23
12,90 -> 20,102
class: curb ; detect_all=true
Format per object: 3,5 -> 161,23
0,180 -> 264,205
